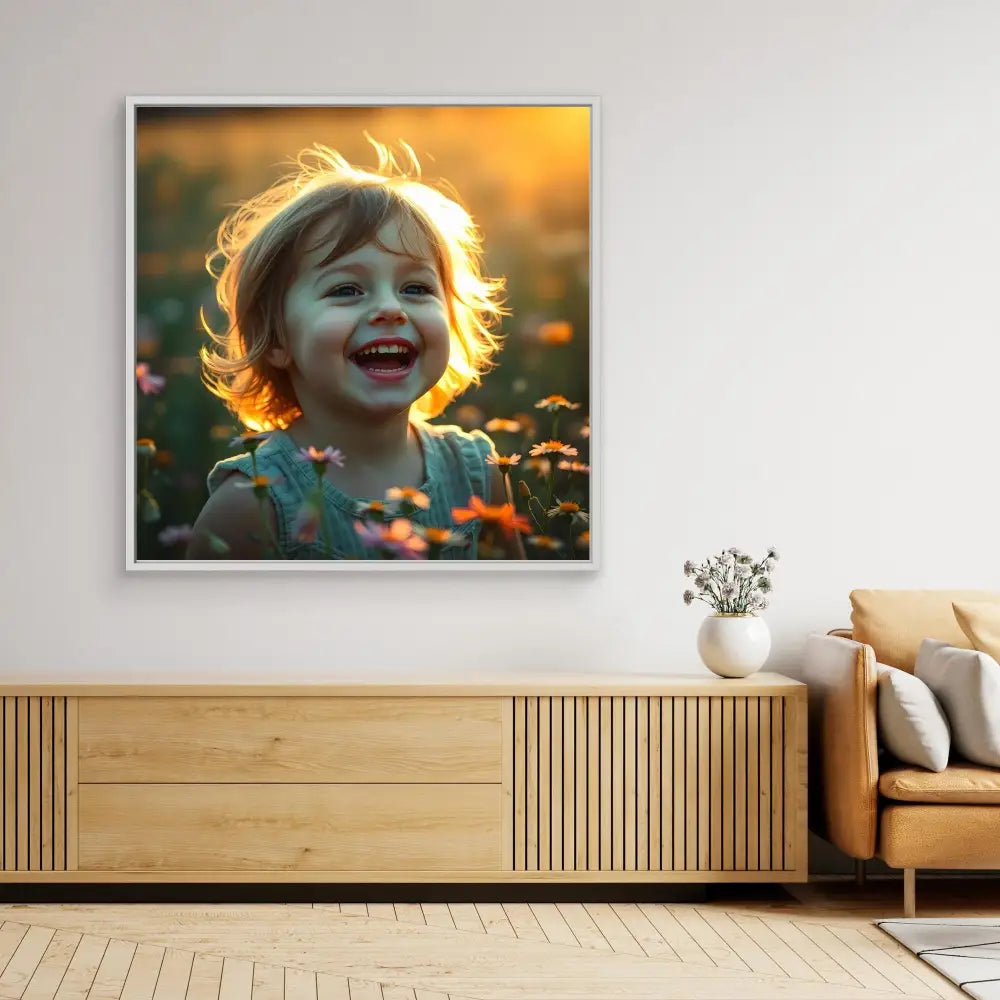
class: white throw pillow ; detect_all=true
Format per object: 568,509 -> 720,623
876,663 -> 951,771
915,638 -> 1000,767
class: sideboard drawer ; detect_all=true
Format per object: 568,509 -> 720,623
78,697 -> 501,783
79,784 -> 500,871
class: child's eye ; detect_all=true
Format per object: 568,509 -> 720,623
403,282 -> 435,296
325,283 -> 363,298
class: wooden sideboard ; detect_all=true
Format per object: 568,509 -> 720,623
0,674 -> 806,883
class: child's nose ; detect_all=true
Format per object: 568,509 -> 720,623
368,304 -> 407,326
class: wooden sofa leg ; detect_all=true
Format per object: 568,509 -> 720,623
854,859 -> 866,887
903,868 -> 916,918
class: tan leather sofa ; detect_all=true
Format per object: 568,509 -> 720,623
793,589 -> 1000,916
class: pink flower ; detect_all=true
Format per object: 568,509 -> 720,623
157,524 -> 194,546
136,363 -> 166,395
297,445 -> 346,468
354,519 -> 428,560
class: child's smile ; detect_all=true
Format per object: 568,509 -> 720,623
276,214 -> 451,419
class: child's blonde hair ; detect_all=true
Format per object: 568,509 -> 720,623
200,138 -> 507,430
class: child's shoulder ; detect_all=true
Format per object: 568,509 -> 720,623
418,421 -> 496,501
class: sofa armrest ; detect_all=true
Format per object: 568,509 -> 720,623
799,633 -> 879,860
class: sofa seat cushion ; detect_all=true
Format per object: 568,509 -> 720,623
879,763 -> 1000,803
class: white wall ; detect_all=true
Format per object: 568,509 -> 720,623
2,0 -> 998,681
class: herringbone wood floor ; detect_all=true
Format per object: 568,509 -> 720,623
0,879 -> 996,1000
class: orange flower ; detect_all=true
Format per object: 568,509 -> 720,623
386,486 -> 431,510
557,460 -> 591,474
524,457 -> 552,477
136,438 -> 156,458
575,531 -> 591,550
535,395 -> 581,412
486,453 -> 521,469
538,321 -> 573,345
485,418 -> 522,434
512,412 -> 539,437
529,440 -> 579,458
526,535 -> 564,551
418,526 -> 470,548
452,496 -> 532,539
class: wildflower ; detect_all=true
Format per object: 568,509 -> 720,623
452,496 -> 532,539
557,460 -> 590,474
135,363 -> 166,395
535,395 -> 581,413
386,486 -> 431,511
683,590 -> 695,606
765,558 -> 777,572
547,500 -> 588,525
485,418 -> 522,434
355,500 -> 388,520
529,440 -> 578,458
297,445 -> 346,469
158,524 -> 194,547
683,560 -> 697,577
354,519 -> 428,560
735,562 -> 753,578
512,412 -> 539,437
758,576 -> 773,593
136,438 -> 156,458
233,474 -> 282,490
538,321 -> 573,345
524,457 -> 552,478
580,417 -> 590,439
292,499 -> 322,544
694,573 -> 710,589
230,431 -> 272,453
486,453 -> 521,470
575,531 -> 590,550
416,526 -> 469,549
767,547 -> 780,561
721,583 -> 738,600
526,535 -> 564,551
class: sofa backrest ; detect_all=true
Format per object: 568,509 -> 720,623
850,589 -> 1000,672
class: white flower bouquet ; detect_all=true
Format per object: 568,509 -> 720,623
683,547 -> 779,614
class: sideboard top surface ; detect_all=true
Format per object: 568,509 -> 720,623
0,671 -> 803,697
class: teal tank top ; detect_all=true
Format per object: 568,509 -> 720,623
206,422 -> 494,559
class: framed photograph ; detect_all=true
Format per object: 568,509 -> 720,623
127,97 -> 598,570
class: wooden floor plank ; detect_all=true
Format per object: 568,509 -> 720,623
1,926 -> 57,997
88,939 -> 138,1000
694,910 -> 787,977
499,905 -> 546,943
581,904 -> 646,957
608,904 -> 680,962
315,973 -> 350,1000
365,906 -> 396,923
725,914 -> 820,981
248,961 -> 282,1000
216,957 -> 252,1000
381,987 -> 417,1000
120,944 -> 166,1000
149,949 -> 192,1000
793,921 -> 898,993
0,925 -> 31,979
345,979 -> 380,1000
473,905 -> 515,939
185,954 -> 224,1000
829,925 -> 938,998
419,907 -> 454,931
758,917 -> 861,987
860,924 -> 961,999
337,906 -> 368,918
664,907 -> 748,970
526,905 -> 578,948
21,929 -> 81,1000
553,904 -> 611,952
392,906 -> 425,926
635,905 -> 711,965
445,907 -> 484,936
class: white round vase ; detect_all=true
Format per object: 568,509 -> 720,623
697,614 -> 771,678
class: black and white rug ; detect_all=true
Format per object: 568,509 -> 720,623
877,919 -> 1000,999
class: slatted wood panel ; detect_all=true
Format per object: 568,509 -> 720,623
508,695 -> 803,873
1,697 -> 72,871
